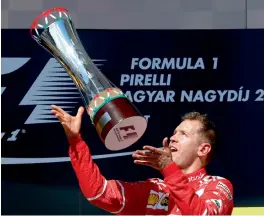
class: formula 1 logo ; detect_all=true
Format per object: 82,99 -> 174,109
4,57 -> 105,124
19,58 -> 81,124
1,57 -> 138,164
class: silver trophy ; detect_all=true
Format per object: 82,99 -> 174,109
30,7 -> 147,151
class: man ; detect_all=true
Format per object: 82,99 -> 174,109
51,105 -> 234,215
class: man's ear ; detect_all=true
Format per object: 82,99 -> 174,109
197,143 -> 211,157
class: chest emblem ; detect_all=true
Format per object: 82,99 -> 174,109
147,190 -> 169,211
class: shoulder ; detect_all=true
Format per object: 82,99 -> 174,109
202,175 -> 233,200
207,175 -> 233,189
200,174 -> 232,186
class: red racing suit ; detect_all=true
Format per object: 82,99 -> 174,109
68,135 -> 234,215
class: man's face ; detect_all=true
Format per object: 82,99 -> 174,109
169,119 -> 203,169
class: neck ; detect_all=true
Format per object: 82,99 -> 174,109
181,159 -> 204,174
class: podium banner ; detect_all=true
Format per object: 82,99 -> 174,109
1,29 -> 264,214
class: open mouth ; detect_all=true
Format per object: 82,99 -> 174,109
169,146 -> 178,152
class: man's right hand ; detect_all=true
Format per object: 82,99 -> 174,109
51,105 -> 85,138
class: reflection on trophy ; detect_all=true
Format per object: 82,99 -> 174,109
30,7 -> 147,151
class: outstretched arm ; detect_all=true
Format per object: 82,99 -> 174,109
68,135 -> 151,215
50,105 -> 151,215
68,134 -> 125,214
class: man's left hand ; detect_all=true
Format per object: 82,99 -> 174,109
132,137 -> 173,171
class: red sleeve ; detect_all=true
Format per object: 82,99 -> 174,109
68,134 -> 152,215
161,162 -> 234,215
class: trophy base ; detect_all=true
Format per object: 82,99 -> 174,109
92,97 -> 147,151
105,116 -> 147,151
